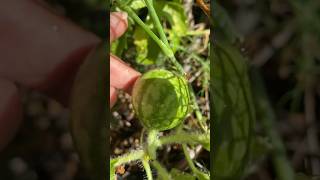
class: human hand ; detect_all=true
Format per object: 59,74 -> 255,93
109,12 -> 141,107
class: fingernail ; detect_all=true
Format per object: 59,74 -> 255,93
119,12 -> 128,20
110,12 -> 128,28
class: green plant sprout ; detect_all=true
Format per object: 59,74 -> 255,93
110,0 -> 210,179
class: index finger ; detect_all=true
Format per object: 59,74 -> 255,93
110,54 -> 140,94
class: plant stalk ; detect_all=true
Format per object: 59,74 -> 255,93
151,160 -> 171,180
147,129 -> 160,160
142,157 -> 153,180
115,0 -> 173,58
143,0 -> 186,75
112,150 -> 144,167
144,0 -> 169,47
116,0 -> 185,75
182,144 -> 210,179
159,131 -> 209,148
189,85 -> 208,132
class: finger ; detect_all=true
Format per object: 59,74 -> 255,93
110,12 -> 128,42
110,86 -> 117,108
0,78 -> 23,151
0,0 -> 100,106
110,54 -> 140,94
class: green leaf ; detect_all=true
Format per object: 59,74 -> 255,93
110,39 -> 119,54
212,42 -> 255,179
170,169 -> 196,180
160,2 -> 187,35
156,1 -> 188,52
133,24 -> 161,65
202,136 -> 210,152
111,32 -> 129,57
132,1 -> 188,65
124,0 -> 188,65
129,0 -> 146,10
70,43 -> 107,180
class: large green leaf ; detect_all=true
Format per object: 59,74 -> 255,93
157,1 -> 188,52
70,43 -> 107,180
212,42 -> 255,179
133,23 -> 162,65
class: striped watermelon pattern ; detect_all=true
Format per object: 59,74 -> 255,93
132,69 -> 190,131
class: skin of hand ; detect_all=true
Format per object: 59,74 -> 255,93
0,1 -> 140,150
110,12 -> 141,107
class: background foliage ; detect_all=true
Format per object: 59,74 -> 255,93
214,0 -> 320,179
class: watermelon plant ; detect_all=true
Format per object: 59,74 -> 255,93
109,0 -> 210,179
131,69 -> 191,131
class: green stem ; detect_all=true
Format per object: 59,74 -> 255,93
182,144 -> 199,174
178,46 -> 209,68
144,0 -> 169,47
143,0 -> 186,76
189,85 -> 208,132
115,0 -> 185,75
182,144 -> 210,180
112,150 -> 144,167
159,131 -> 209,148
115,0 -> 173,58
170,56 -> 185,75
140,128 -> 145,145
142,157 -> 153,180
151,160 -> 171,180
147,129 -> 160,159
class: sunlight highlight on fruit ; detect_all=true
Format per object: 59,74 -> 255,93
132,69 -> 190,131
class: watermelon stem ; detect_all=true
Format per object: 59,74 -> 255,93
112,149 -> 145,167
142,157 -> 153,180
151,160 -> 172,180
159,131 -> 209,148
182,144 -> 210,180
147,129 -> 160,159
143,0 -> 170,47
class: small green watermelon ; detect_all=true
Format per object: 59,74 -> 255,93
132,69 -> 190,131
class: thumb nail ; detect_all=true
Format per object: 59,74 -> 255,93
110,12 -> 128,28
